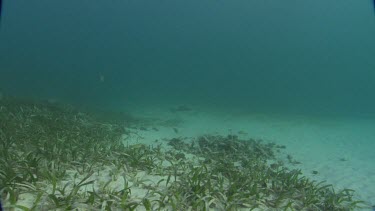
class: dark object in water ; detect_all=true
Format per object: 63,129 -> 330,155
173,127 -> 179,133
171,105 -> 192,112
139,126 -> 147,131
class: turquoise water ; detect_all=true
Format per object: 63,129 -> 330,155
1,0 -> 375,117
1,0 -> 375,208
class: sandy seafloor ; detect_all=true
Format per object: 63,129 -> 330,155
122,103 -> 375,209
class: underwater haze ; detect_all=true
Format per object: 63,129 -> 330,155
2,0 -> 375,209
1,0 -> 375,116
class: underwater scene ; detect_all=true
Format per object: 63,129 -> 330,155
1,0 -> 375,210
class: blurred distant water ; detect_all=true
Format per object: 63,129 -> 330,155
0,0 -> 375,117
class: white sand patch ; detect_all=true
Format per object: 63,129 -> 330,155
125,104 -> 375,207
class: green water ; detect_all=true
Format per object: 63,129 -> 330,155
1,1 -> 375,207
1,0 -> 374,117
